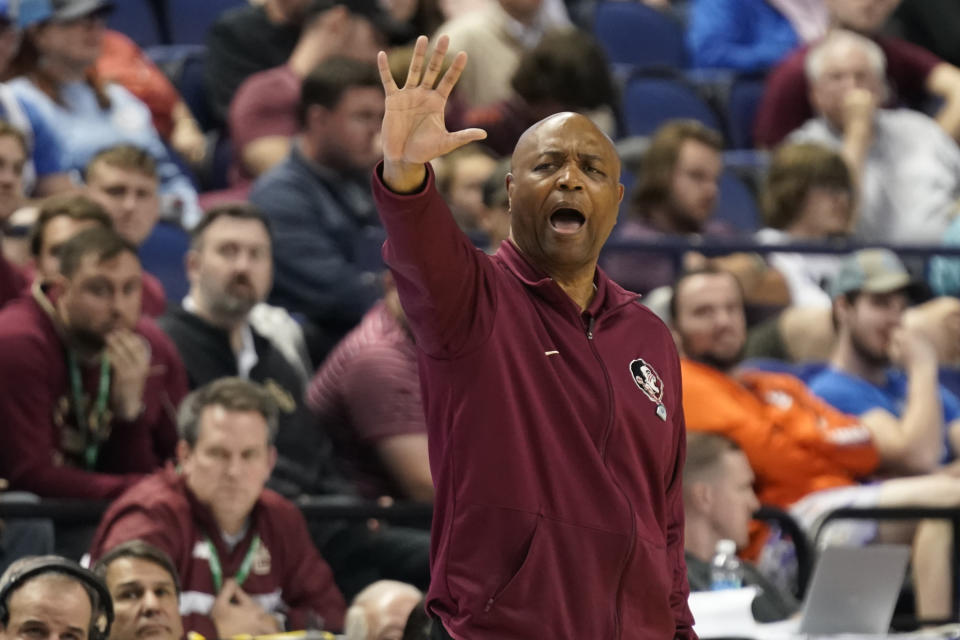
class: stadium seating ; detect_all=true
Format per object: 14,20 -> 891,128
107,0 -> 164,47
166,0 -> 246,45
139,221 -> 191,303
622,73 -> 721,138
593,1 -> 685,70
726,75 -> 767,149
145,45 -> 217,133
715,170 -> 761,232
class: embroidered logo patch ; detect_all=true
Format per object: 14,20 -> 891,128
253,543 -> 272,575
630,358 -> 663,404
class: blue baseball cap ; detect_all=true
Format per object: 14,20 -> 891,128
16,0 -> 53,27
17,0 -> 113,28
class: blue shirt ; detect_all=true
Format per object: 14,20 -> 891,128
809,367 -> 960,462
8,78 -> 200,227
0,83 -> 65,192
686,0 -> 799,71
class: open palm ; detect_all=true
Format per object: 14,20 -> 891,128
378,35 -> 486,167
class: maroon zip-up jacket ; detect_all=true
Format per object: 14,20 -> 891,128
373,164 -> 695,639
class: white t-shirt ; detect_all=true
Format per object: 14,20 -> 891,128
756,228 -> 842,308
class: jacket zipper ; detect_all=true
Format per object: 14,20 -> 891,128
585,315 -> 637,639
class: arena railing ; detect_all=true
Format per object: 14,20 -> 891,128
601,237 -> 960,259
0,495 -> 434,528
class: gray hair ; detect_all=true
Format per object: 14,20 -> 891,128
176,377 -> 279,448
805,29 -> 887,83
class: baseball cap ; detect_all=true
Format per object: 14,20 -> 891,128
828,248 -> 921,299
17,0 -> 113,28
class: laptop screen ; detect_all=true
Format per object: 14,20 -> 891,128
798,544 -> 910,636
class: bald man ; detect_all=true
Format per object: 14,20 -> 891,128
345,580 -> 422,640
370,36 -> 695,639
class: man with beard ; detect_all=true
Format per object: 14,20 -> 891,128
601,120 -> 725,295
157,203 -> 332,496
602,120 -> 788,305
673,266 -> 960,621
157,204 -> 431,600
808,249 -> 960,464
0,227 -> 187,499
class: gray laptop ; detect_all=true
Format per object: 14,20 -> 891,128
797,544 -> 911,636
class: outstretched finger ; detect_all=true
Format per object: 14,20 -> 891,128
420,35 -> 450,90
377,51 -> 397,94
436,50 -> 468,100
440,127 -> 488,156
404,35 -> 429,88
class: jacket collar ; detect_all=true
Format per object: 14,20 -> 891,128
495,239 -> 639,320
168,465 -> 264,554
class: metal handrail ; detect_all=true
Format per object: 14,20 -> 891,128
0,496 -> 434,527
601,237 -> 960,257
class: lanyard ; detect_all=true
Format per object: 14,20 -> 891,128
66,351 -> 111,470
206,534 -> 261,593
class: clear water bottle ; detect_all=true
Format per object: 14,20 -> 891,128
710,538 -> 744,590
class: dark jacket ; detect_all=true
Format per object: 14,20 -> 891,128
249,145 -> 383,339
157,306 -> 345,497
373,164 -> 695,639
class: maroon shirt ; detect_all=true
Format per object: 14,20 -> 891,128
754,34 -> 941,147
306,301 -> 426,500
88,467 -> 346,636
228,64 -> 300,185
141,271 -> 166,318
0,291 -> 187,499
0,255 -> 26,309
373,164 -> 695,639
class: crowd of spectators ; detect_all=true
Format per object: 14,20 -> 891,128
0,0 -> 958,635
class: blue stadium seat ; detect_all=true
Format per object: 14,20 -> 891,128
593,2 -> 685,70
139,221 -> 191,303
715,170 -> 760,232
727,75 -> 767,149
622,74 -> 721,137
107,0 -> 164,47
166,0 -> 246,45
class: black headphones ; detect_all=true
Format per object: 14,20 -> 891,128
0,556 -> 114,640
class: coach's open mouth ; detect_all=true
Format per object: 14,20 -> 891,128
550,208 -> 586,234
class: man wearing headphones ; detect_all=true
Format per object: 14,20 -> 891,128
0,555 -> 113,640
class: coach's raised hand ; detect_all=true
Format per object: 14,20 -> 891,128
378,35 -> 486,193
